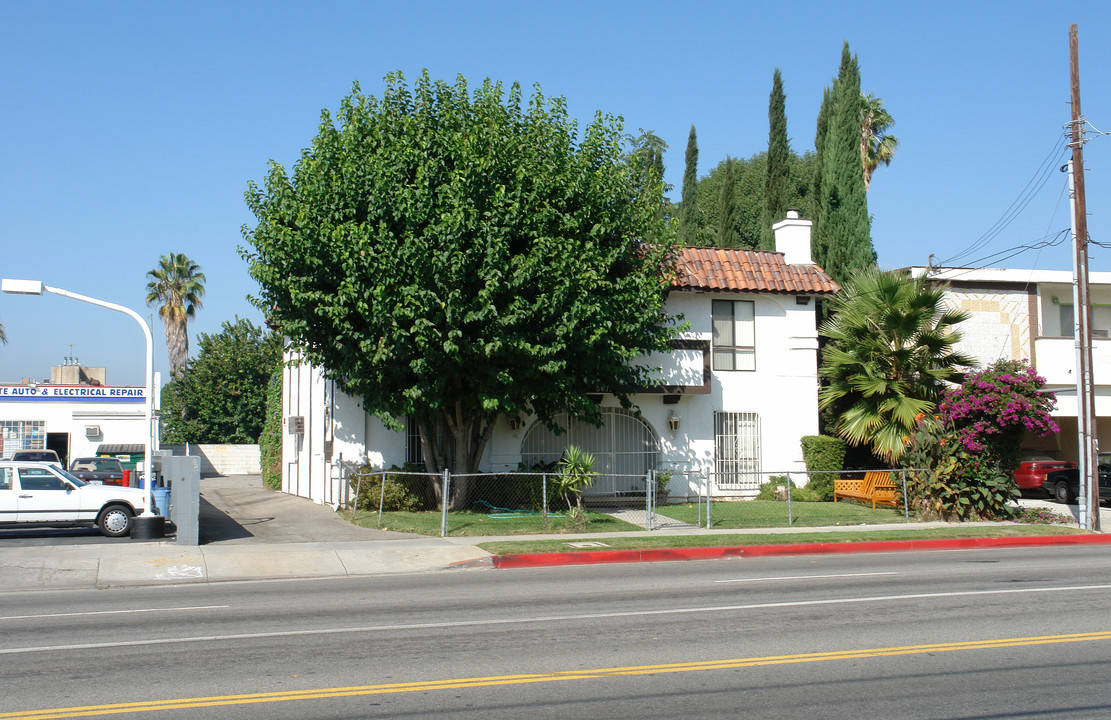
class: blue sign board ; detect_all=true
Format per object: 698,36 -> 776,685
0,385 -> 145,402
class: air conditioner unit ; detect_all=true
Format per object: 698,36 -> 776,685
85,425 -> 101,439
287,416 -> 305,435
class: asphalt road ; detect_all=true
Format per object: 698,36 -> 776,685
3,544 -> 1111,719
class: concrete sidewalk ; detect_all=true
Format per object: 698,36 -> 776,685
0,535 -> 496,590
0,475 -> 1105,592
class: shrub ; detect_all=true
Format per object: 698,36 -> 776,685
756,475 -> 823,502
349,465 -> 437,512
259,364 -> 283,490
656,471 -> 672,497
900,360 -> 1058,522
902,417 -> 1016,521
800,435 -> 846,501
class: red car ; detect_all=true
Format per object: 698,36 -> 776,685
1013,456 -> 1077,491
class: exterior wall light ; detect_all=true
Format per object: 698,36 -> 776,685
667,410 -> 681,433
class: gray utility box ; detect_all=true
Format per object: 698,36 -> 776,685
155,452 -> 201,546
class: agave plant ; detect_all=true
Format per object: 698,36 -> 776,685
555,445 -> 596,512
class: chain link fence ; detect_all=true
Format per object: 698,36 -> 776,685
698,469 -> 915,528
339,466 -> 919,536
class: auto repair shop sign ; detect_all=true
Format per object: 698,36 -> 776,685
0,384 -> 145,402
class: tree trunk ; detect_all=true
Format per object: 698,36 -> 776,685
419,408 -> 496,510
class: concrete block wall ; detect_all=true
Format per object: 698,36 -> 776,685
163,444 -> 261,476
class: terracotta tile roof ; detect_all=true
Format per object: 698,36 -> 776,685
672,246 -> 840,295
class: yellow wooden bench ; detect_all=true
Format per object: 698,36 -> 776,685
834,471 -> 900,509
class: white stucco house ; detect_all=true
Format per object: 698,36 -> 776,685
282,212 -> 839,506
907,265 -> 1111,463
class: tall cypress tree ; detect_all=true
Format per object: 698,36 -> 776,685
817,42 -> 873,286
811,87 -> 832,269
761,69 -> 790,251
679,125 -> 699,245
718,157 -> 737,247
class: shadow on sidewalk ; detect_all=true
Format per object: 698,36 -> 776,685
198,495 -> 256,544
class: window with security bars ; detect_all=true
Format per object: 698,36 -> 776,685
404,416 -> 455,469
712,299 -> 755,371
405,416 -> 423,466
0,420 -> 46,459
714,411 -> 760,489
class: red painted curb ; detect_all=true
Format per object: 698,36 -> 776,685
490,533 -> 1111,569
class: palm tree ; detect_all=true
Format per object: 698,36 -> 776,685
145,253 -> 206,377
0,320 -> 6,345
818,268 -> 973,463
860,92 -> 898,191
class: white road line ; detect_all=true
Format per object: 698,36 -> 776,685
715,572 -> 897,584
3,584 -> 1111,656
0,605 -> 228,621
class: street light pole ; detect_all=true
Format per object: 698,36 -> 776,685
1,278 -> 155,517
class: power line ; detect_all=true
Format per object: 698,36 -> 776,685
927,229 -> 1072,280
940,135 -> 1069,267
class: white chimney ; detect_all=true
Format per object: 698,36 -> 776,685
772,210 -> 813,265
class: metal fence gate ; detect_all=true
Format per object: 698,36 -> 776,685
520,408 -> 659,498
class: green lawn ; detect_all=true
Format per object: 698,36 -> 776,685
342,498 -> 1079,542
345,508 -> 643,536
660,499 -> 907,528
477,524 -> 1089,555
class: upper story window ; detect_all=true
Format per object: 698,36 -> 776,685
712,299 -> 755,371
1059,303 -> 1111,338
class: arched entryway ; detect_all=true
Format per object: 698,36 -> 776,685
520,408 -> 659,498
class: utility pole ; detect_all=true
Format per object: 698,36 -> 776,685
1068,24 -> 1099,531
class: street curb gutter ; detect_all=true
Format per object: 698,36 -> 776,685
491,533 -> 1111,569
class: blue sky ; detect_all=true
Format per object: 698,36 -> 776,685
2,1 -> 1110,387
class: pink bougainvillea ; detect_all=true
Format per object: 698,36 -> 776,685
940,359 -> 1057,470
901,359 -> 1057,521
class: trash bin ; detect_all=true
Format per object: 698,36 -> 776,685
152,487 -> 171,518
122,469 -> 132,487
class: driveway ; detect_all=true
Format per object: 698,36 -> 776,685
0,475 -> 417,547
198,474 -> 418,544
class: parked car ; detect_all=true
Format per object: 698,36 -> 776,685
69,457 -> 125,485
10,449 -> 62,468
1042,452 -> 1111,505
0,461 -> 152,536
1013,456 -> 1077,492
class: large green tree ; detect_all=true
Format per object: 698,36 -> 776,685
761,68 -> 790,250
693,152 -> 816,249
160,317 -> 282,444
628,128 -> 668,193
678,125 -> 699,245
818,268 -> 973,463
146,253 -> 206,378
815,42 -> 874,286
241,72 -> 679,497
811,86 -> 832,269
717,157 -> 738,247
